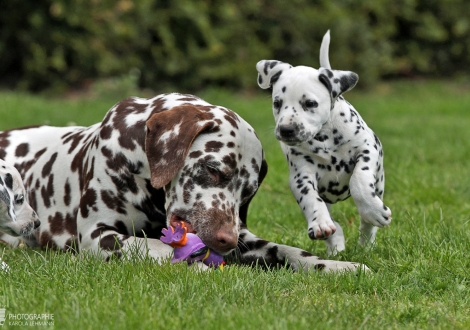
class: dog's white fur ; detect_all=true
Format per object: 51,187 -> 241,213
256,31 -> 392,254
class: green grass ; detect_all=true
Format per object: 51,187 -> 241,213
1,80 -> 470,329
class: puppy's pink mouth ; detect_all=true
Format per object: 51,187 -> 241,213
170,215 -> 196,234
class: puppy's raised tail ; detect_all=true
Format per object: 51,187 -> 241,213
319,30 -> 331,70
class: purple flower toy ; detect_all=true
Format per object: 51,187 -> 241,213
160,222 -> 225,269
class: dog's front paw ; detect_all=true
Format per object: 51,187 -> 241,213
358,201 -> 392,227
308,219 -> 337,239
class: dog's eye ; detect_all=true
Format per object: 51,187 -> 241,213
15,194 -> 24,205
205,165 -> 220,182
305,100 -> 318,108
273,100 -> 281,109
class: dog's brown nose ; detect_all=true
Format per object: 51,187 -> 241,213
214,230 -> 238,253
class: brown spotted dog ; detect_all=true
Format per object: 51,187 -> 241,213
0,93 -> 367,272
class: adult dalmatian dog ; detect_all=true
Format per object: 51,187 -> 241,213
0,93 -> 367,272
0,159 -> 41,271
256,31 -> 392,255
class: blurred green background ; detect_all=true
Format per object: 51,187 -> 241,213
1,0 -> 470,94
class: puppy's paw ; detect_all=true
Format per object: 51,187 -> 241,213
358,200 -> 392,227
308,219 -> 337,240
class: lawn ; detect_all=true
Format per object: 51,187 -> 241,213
1,80 -> 470,329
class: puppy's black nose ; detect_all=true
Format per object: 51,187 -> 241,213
33,220 -> 41,229
279,125 -> 296,138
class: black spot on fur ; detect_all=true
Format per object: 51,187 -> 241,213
4,173 -> 12,190
270,71 -> 282,85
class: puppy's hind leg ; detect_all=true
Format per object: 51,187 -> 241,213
358,221 -> 378,247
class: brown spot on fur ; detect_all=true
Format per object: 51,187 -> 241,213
114,221 -> 129,235
42,152 -> 58,178
100,125 -> 113,140
0,131 -> 11,159
80,188 -> 97,218
63,131 -> 86,154
224,115 -> 238,129
222,153 -> 237,170
65,210 -> 78,235
14,147 -> 47,178
189,150 -> 203,158
49,212 -> 65,235
99,234 -> 124,251
41,174 -> 54,208
39,231 -> 60,249
205,141 -> 224,153
64,237 -> 79,253
15,143 -> 29,157
64,180 -> 71,206
101,189 -> 127,214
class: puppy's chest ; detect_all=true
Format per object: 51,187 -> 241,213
288,145 -> 357,203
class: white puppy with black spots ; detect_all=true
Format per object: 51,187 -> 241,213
256,31 -> 392,255
0,159 -> 41,271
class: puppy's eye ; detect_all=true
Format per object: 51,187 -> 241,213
305,100 -> 318,108
15,195 -> 24,205
273,100 -> 281,109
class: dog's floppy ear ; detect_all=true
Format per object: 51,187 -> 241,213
239,157 -> 268,226
145,105 -> 214,189
256,60 -> 293,89
318,67 -> 358,108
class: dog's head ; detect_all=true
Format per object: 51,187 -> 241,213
145,104 -> 266,255
0,159 -> 40,237
256,32 -> 358,146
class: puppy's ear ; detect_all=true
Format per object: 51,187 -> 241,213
145,105 -> 215,189
318,67 -> 358,108
256,60 -> 292,89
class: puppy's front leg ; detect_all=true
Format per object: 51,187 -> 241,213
289,170 -> 336,240
350,149 -> 391,244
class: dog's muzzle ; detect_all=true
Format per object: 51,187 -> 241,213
277,124 -> 303,145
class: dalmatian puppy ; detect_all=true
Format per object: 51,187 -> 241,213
0,159 -> 41,271
0,93 -> 368,272
256,31 -> 392,254
0,93 -> 367,271
0,159 -> 40,243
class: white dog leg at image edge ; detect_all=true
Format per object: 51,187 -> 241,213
0,258 -> 10,272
